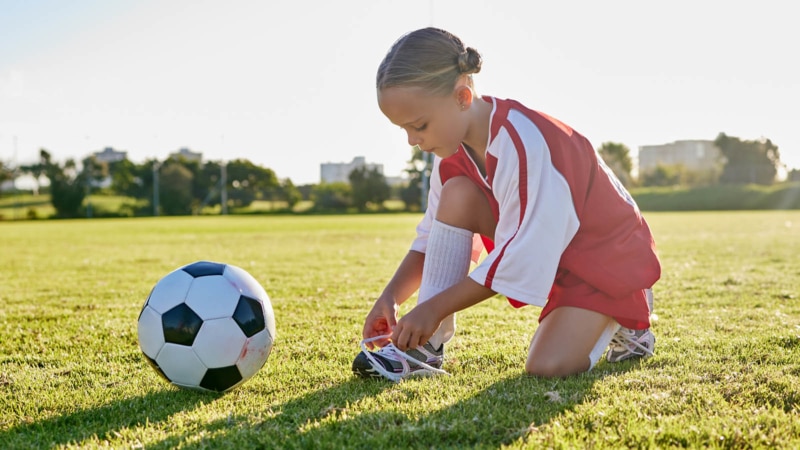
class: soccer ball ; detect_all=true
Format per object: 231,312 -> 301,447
137,261 -> 276,393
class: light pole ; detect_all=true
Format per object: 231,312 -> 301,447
152,161 -> 161,216
12,135 -> 19,220
220,161 -> 228,215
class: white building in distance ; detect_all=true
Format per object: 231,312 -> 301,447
320,156 -> 383,184
638,140 -> 721,174
169,147 -> 203,162
93,147 -> 128,164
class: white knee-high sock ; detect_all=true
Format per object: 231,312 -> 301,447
419,219 -> 473,349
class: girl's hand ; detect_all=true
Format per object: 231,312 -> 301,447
390,302 -> 442,351
362,295 -> 399,349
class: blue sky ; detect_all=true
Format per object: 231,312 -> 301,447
1,0 -> 798,184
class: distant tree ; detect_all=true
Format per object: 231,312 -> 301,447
598,142 -> 633,187
19,160 -> 47,195
279,178 -> 302,208
312,182 -> 351,211
167,157 -> 205,206
35,149 -> 87,218
349,166 -> 390,212
82,155 -> 108,189
401,146 -> 428,211
135,159 -> 161,206
296,184 -> 314,201
715,133 -> 780,185
640,164 -> 684,187
158,162 -> 194,215
186,159 -> 220,210
788,168 -> 800,182
109,158 -> 144,197
225,159 -> 280,207
0,161 -> 12,185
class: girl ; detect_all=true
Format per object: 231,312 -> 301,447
353,27 -> 660,380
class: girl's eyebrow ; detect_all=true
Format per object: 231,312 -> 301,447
401,116 -> 425,127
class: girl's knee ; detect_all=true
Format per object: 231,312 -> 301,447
525,354 -> 590,378
436,177 -> 494,235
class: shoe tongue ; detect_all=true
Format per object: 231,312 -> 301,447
378,345 -> 408,362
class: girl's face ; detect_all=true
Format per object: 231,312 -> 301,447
378,86 -> 468,160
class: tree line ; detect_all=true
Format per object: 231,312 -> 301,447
3,148 -> 419,218
10,149 -> 301,217
1,131 -> 795,218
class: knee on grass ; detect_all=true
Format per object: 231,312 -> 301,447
524,355 -> 591,378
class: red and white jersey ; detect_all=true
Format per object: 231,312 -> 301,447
411,96 -> 660,307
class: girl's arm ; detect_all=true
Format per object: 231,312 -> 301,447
391,276 -> 495,351
379,250 -> 425,306
361,250 -> 425,349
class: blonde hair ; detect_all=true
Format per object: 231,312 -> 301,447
376,27 -> 482,96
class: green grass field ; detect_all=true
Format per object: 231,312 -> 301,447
1,212 -> 799,449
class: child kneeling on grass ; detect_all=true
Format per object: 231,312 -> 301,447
353,27 -> 661,381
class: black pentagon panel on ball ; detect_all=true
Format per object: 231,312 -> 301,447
182,261 -> 226,278
200,366 -> 243,392
232,295 -> 266,338
162,303 -> 203,346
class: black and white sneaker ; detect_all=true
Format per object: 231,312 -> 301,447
352,336 -> 447,382
606,288 -> 656,363
606,327 -> 655,362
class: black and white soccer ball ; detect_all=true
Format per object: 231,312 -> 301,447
137,261 -> 276,393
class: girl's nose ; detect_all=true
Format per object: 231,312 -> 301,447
406,132 -> 422,147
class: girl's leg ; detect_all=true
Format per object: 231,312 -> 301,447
424,176 -> 495,348
526,306 -> 618,377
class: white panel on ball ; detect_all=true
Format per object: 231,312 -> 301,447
186,276 -> 241,320
193,318 -> 247,367
224,265 -> 268,301
146,269 -> 194,314
137,306 -> 166,359
263,300 -> 276,342
156,343 -> 207,386
237,328 -> 274,380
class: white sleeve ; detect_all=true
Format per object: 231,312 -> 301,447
409,157 -> 443,254
469,111 -> 580,306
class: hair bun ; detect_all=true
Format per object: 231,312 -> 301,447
457,47 -> 482,74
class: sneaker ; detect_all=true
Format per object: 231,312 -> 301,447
606,327 -> 656,362
352,337 -> 447,382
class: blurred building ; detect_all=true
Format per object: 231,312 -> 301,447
91,147 -> 128,189
638,140 -> 721,174
93,147 -> 128,163
169,147 -> 203,162
320,156 -> 383,183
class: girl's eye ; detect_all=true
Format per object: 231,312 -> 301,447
414,124 -> 427,132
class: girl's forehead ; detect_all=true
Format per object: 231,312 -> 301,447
378,85 -> 427,102
379,86 -> 447,112
378,89 -> 439,125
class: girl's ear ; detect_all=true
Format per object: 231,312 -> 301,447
455,85 -> 474,110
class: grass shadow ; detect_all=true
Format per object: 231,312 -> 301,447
1,389 -> 208,448
153,371 -> 605,449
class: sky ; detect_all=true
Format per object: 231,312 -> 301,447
1,0 -> 798,185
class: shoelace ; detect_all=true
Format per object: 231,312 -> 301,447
360,335 -> 450,382
609,328 -> 655,356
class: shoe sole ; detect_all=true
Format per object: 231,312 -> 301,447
607,342 -> 655,363
352,362 -> 387,379
352,352 -> 442,380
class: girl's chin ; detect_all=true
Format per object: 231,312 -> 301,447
434,148 -> 459,159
